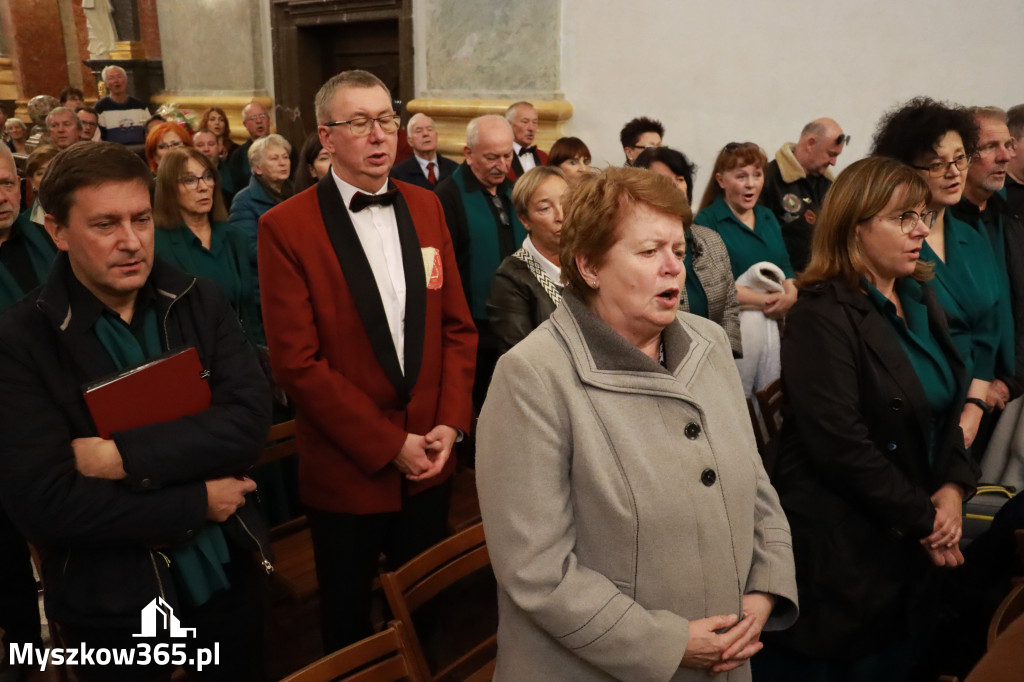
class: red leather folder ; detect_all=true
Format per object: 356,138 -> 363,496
83,347 -> 212,439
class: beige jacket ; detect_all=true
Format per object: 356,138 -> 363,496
476,292 -> 798,681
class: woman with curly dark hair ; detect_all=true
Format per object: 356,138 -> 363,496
872,97 -> 1010,451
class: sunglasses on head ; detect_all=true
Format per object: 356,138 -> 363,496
835,134 -> 851,145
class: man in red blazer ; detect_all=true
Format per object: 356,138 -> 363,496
506,101 -> 549,181
258,70 -> 477,653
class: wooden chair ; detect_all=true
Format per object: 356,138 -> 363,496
257,420 -> 320,603
754,378 -> 784,441
280,619 -> 425,682
987,581 -> 1024,649
379,522 -> 496,682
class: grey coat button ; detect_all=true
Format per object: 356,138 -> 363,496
684,423 -> 701,440
886,441 -> 898,451
701,468 -> 716,486
140,478 -> 152,489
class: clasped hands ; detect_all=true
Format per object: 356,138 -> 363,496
681,592 -> 774,674
920,483 -> 965,568
393,425 -> 457,482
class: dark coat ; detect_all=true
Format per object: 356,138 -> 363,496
486,254 -> 558,355
508,147 -> 549,182
0,255 -> 272,629
769,279 -> 978,656
389,153 -> 457,190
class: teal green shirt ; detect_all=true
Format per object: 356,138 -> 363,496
695,196 -> 795,279
155,222 -> 265,346
962,204 -> 1015,378
683,231 -> 708,318
921,214 -> 1006,381
864,278 -> 957,464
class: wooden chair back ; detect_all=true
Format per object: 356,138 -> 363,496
280,619 -> 424,682
379,523 -> 495,682
754,378 -> 784,440
746,398 -> 766,453
988,581 -> 1024,649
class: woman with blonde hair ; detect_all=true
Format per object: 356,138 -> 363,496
760,156 -> 978,681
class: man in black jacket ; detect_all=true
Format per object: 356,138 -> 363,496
0,142 -> 273,681
389,113 -> 457,189
949,106 -> 1024,455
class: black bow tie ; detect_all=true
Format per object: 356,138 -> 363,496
349,188 -> 399,212
519,146 -> 536,157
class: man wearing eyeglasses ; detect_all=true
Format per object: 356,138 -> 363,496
620,115 -> 664,166
949,107 -> 1024,444
258,70 -> 476,653
761,118 -> 847,272
227,101 -> 272,192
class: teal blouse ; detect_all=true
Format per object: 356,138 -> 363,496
155,222 -> 265,346
695,196 -> 795,280
921,214 -> 1008,382
864,278 -> 958,464
683,231 -> 709,319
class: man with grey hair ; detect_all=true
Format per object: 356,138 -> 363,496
93,64 -> 150,145
435,114 -> 525,407
949,106 -> 1024,438
389,112 -> 457,189
505,100 -> 547,180
1003,103 -> 1024,216
0,141 -> 54,680
45,107 -> 83,150
259,69 -> 475,652
760,117 -> 848,271
228,100 -> 272,190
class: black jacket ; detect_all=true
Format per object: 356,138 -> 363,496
0,254 -> 273,628
486,255 -> 558,355
760,153 -> 833,273
389,153 -> 457,190
948,193 -> 1024,399
768,279 -> 978,656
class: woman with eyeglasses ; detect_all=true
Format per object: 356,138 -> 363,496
144,121 -> 192,172
872,97 -> 1011,450
154,147 -> 264,347
757,157 -> 978,681
695,142 -> 796,395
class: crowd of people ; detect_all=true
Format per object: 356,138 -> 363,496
0,62 -> 1022,682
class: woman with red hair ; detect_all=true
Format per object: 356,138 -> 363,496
144,121 -> 193,172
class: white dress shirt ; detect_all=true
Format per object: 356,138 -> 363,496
522,235 -> 561,283
331,169 -> 408,373
513,142 -> 537,173
414,152 -> 438,182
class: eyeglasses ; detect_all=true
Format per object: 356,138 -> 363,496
835,134 -> 851,145
244,113 -> 269,123
157,140 -> 184,151
179,171 -> 216,189
322,114 -> 400,136
974,139 -> 1016,157
876,210 -> 936,233
912,154 -> 970,177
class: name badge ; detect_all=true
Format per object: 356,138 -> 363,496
421,247 -> 443,290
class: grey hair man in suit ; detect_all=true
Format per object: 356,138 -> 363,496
389,113 -> 457,190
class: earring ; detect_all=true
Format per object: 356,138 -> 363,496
590,279 -> 599,290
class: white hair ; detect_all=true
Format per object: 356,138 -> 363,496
248,133 -> 292,168
466,115 -> 512,149
407,112 -> 432,132
101,65 -> 126,82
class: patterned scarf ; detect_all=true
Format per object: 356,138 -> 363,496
513,247 -> 562,307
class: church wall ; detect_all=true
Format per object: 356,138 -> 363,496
559,0 -> 1024,185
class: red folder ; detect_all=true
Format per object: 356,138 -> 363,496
84,347 -> 212,439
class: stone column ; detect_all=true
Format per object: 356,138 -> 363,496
151,0 -> 271,145
409,0 -> 572,156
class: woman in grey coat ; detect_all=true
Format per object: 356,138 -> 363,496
476,167 -> 798,681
